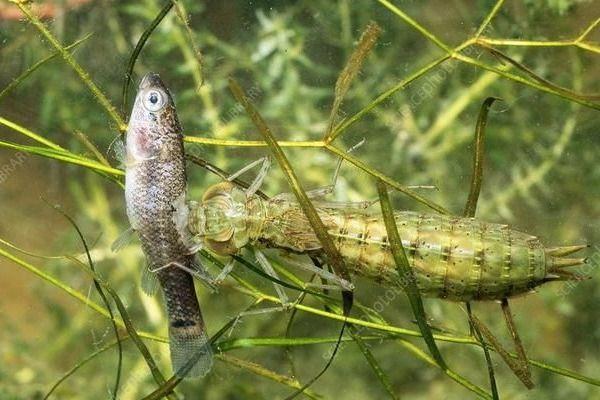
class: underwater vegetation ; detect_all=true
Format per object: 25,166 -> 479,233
0,0 -> 599,399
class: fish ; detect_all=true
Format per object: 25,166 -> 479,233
124,72 -> 212,378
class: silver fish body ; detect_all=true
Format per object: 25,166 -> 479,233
125,73 -> 212,378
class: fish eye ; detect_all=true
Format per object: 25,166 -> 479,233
142,89 -> 166,112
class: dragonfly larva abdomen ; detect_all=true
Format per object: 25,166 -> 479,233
185,182 -> 586,302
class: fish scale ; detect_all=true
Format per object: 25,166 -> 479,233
125,73 -> 212,378
186,182 -> 586,302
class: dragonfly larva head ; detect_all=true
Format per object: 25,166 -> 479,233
187,182 -> 253,256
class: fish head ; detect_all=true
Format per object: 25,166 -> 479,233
126,72 -> 183,162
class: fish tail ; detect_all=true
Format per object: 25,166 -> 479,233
169,320 -> 213,378
159,261 -> 213,378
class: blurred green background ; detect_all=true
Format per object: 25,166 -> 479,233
0,0 -> 599,399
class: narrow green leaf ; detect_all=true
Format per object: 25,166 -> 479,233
171,0 -> 205,88
0,140 -> 123,178
51,205 -> 123,400
483,45 -> 600,101
44,339 -> 126,400
2,239 -> 597,389
324,21 -> 382,141
326,144 -> 450,214
350,327 -> 399,400
455,52 -> 600,111
284,291 -> 308,379
121,0 -> 174,115
376,180 -> 447,370
464,97 -> 499,217
217,335 -> 379,352
474,0 -> 506,38
463,98 -> 500,400
471,312 -> 533,389
0,116 -> 65,151
0,33 -> 92,102
219,355 -> 323,400
466,304 -> 499,400
227,78 -> 354,314
500,299 -> 534,388
11,0 -> 126,131
376,0 -> 452,53
72,129 -> 112,167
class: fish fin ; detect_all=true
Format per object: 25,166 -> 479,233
141,264 -> 159,296
111,227 -> 136,252
110,137 -> 126,167
169,323 -> 213,379
172,194 -> 202,254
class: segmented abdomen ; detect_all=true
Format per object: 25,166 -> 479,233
323,210 -> 546,301
191,184 -> 583,302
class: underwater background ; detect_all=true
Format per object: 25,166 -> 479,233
0,0 -> 599,399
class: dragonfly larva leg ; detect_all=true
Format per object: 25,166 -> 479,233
254,247 -> 290,305
150,261 -> 218,291
305,282 -> 346,291
282,256 -> 354,291
500,299 -> 534,388
278,140 -> 363,202
271,186 -> 337,202
227,156 -> 271,196
282,148 -> 350,200
248,157 -> 271,196
213,257 -> 236,284
226,156 -> 268,182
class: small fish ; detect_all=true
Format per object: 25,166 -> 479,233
124,72 -> 212,378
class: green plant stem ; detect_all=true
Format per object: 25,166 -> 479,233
121,0 -> 174,115
10,0 -> 126,132
474,0 -> 505,38
228,78 -> 353,310
376,180 -> 448,370
0,33 -> 92,101
2,243 -> 598,387
325,144 -> 450,214
463,97 -> 498,217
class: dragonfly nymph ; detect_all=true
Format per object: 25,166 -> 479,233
176,158 -> 587,302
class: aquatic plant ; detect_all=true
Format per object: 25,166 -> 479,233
0,1 -> 598,398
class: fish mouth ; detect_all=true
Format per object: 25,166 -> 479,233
139,72 -> 165,90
